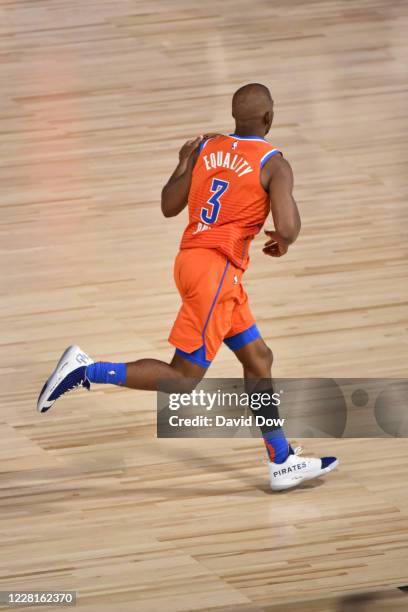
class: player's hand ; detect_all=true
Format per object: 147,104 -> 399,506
178,133 -> 224,162
263,230 -> 289,257
179,136 -> 203,161
202,132 -> 223,140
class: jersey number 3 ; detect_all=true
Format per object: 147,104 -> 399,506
200,178 -> 229,225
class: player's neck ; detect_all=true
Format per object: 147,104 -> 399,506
233,123 -> 266,139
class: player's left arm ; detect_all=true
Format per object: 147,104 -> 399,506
161,137 -> 202,218
261,155 -> 301,257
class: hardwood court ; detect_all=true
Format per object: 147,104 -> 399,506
1,0 -> 407,610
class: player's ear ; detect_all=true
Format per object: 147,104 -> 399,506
264,110 -> 273,133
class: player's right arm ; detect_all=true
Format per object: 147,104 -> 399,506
161,137 -> 202,218
261,155 -> 301,257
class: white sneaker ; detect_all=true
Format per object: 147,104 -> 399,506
269,446 -> 339,491
37,345 -> 93,414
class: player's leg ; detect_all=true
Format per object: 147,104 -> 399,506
224,275 -> 339,490
230,335 -> 339,490
229,334 -> 290,465
37,345 -> 207,413
233,334 -> 273,379
37,248 -> 228,413
89,351 -> 206,391
222,277 -> 290,463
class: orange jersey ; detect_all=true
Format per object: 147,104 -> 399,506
180,134 -> 281,270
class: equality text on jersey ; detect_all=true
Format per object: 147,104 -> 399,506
202,151 -> 253,177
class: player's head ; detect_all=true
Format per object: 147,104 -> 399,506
232,83 -> 274,136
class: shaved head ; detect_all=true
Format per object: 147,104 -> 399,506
232,83 -> 273,121
231,83 -> 274,136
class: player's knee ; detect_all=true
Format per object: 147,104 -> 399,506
169,353 -> 206,392
244,343 -> 273,378
257,344 -> 273,376
167,374 -> 203,395
255,342 -> 273,369
264,345 -> 273,369
176,372 -> 202,393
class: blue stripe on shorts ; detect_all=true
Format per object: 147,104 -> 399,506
223,323 -> 261,351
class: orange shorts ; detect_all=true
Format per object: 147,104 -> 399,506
168,248 -> 260,368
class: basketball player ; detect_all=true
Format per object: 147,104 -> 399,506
37,83 -> 338,491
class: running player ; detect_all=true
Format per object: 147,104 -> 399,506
37,83 -> 338,491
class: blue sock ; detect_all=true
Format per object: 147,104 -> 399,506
262,430 -> 289,464
249,388 -> 289,464
86,362 -> 127,386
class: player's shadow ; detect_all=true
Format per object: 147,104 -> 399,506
136,444 -> 327,497
1,446 -> 326,506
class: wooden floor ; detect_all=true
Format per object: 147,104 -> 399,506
1,0 -> 408,610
